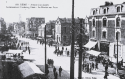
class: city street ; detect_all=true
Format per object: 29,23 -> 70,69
17,35 -> 120,79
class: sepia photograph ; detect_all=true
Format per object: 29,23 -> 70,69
0,0 -> 125,79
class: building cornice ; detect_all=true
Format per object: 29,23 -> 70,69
89,12 -> 125,17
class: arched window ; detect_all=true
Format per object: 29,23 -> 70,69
103,18 -> 107,27
102,31 -> 106,39
116,17 -> 120,27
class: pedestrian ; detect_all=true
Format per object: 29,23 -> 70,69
55,71 -> 58,79
59,66 -> 62,77
67,51 -> 69,56
46,69 -> 49,76
89,63 -> 92,73
28,46 -> 31,55
92,62 -> 94,70
95,62 -> 98,70
83,63 -> 84,71
104,71 -> 108,79
62,47 -> 64,50
53,66 -> 56,77
25,46 -> 27,51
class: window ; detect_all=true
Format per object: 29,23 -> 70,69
63,36 -> 66,41
102,31 -> 106,39
92,19 -> 95,26
59,37 -> 60,41
116,17 -> 120,27
92,30 -> 95,37
93,10 -> 96,15
64,27 -> 66,33
117,7 -> 120,12
103,18 -> 107,27
116,32 -> 120,40
104,9 -> 106,14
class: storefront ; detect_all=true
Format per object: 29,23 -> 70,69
84,39 -> 101,56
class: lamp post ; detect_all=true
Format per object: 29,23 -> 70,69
44,25 -> 47,73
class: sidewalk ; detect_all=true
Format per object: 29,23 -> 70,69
37,65 -> 71,79
84,58 -> 120,77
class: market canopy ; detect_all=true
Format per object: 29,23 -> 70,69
84,40 -> 97,49
86,50 -> 101,56
18,61 -> 44,78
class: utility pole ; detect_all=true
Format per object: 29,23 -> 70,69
116,31 -> 118,74
70,0 -> 75,78
78,19 -> 83,79
44,25 -> 47,73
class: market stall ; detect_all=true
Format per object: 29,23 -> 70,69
18,61 -> 46,79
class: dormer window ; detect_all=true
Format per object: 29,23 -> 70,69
93,10 -> 96,15
104,9 -> 106,14
117,7 -> 120,12
116,5 -> 123,12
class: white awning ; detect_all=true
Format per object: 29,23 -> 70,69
7,50 -> 23,54
86,50 -> 101,56
84,40 -> 97,49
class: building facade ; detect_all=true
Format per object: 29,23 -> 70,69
26,17 -> 45,38
0,18 -> 6,34
55,17 -> 85,45
89,2 -> 125,62
46,20 -> 56,39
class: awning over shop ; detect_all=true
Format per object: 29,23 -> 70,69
84,40 -> 97,49
18,61 -> 44,78
86,50 -> 101,56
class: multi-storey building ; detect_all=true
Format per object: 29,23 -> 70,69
26,17 -> 45,37
88,2 -> 125,62
55,17 -> 85,45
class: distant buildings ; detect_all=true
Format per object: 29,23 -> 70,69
55,17 -> 85,45
0,17 -> 6,34
46,20 -> 56,39
26,17 -> 45,38
88,2 -> 125,62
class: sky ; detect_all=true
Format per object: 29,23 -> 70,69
0,0 -> 125,23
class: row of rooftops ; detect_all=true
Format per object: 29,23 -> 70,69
46,17 -> 85,24
90,2 -> 125,16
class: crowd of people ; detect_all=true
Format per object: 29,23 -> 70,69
54,46 -> 70,56
83,62 -> 98,73
53,66 -> 62,79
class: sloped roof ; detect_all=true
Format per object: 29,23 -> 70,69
18,61 -> 44,78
